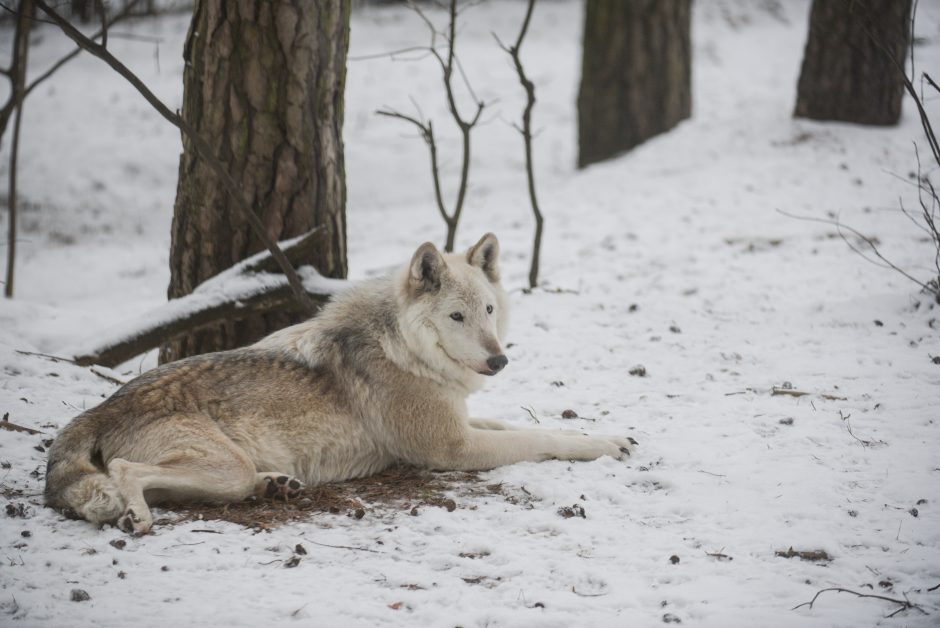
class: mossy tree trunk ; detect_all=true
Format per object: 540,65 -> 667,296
576,0 -> 691,169
161,0 -> 349,364
794,0 -> 912,126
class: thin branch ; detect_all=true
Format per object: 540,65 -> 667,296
32,0 -> 317,315
792,587 -> 927,616
382,0 -> 484,252
4,0 -> 32,299
375,109 -> 449,226
776,209 -> 931,291
300,537 -> 382,554
24,0 -> 144,100
94,0 -> 107,48
0,2 -> 56,26
348,44 -> 441,62
499,0 -> 543,288
14,349 -> 78,363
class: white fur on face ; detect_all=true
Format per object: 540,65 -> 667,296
396,261 -> 508,388
429,265 -> 506,376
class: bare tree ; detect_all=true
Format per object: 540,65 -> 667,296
376,0 -> 484,253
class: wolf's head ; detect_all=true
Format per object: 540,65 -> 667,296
398,233 -> 510,388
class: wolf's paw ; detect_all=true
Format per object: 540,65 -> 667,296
611,435 -> 639,459
116,508 -> 152,536
582,434 -> 639,460
258,474 -> 304,501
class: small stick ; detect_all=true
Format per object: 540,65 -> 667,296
792,587 -> 926,616
301,537 -> 381,554
571,586 -> 607,598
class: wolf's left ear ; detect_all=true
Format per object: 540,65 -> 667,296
467,233 -> 500,282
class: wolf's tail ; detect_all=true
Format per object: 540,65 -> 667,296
44,417 -> 125,525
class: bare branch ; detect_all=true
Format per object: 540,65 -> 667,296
347,44 -> 440,62
32,0 -> 318,315
375,109 -> 450,226
776,209 -> 932,292
94,0 -> 107,48
379,0 -> 484,252
792,587 -> 927,616
500,0 -> 544,288
4,0 -> 33,299
24,0 -> 144,100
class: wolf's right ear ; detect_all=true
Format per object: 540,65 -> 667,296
409,242 -> 446,294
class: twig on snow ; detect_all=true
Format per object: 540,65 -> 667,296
792,587 -> 927,617
300,537 -> 382,554
706,548 -> 733,561
520,406 -> 541,424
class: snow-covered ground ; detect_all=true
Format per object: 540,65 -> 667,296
2,1 -> 940,625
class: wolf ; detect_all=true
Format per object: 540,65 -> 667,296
45,233 -> 637,534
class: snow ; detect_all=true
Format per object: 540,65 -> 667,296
2,1 -> 940,626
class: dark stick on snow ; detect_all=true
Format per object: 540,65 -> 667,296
792,587 -> 926,617
32,0 -> 318,315
495,0 -> 544,288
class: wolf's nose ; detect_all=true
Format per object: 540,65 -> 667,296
486,355 -> 508,373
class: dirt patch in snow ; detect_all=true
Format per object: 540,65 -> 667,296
164,466 -> 535,530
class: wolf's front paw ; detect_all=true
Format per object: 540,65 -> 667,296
609,435 -> 638,459
116,508 -> 152,536
589,434 -> 638,460
258,474 -> 304,501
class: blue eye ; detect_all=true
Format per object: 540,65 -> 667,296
450,312 -> 464,322
486,304 -> 493,314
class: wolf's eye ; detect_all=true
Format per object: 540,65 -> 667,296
486,304 -> 494,314
450,312 -> 464,322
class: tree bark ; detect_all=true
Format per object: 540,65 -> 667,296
577,0 -> 691,169
162,0 -> 349,364
794,0 -> 912,126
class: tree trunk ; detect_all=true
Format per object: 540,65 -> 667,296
577,0 -> 691,169
794,0 -> 912,126
161,0 -> 349,364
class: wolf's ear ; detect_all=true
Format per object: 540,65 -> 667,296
467,233 -> 500,282
409,242 -> 446,294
